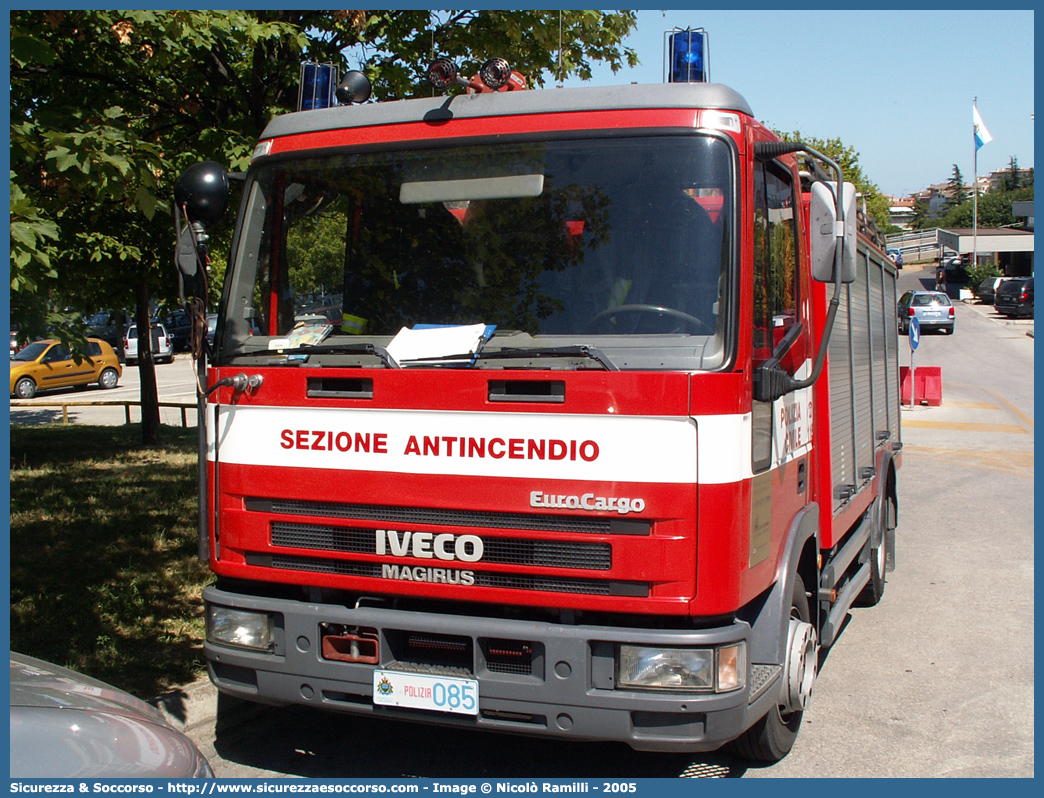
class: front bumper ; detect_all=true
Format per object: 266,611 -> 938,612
203,584 -> 782,753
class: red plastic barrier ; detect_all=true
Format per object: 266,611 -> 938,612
899,365 -> 942,406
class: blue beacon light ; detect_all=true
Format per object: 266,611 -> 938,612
669,29 -> 707,83
298,63 -> 339,111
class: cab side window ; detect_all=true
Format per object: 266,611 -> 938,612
751,159 -> 801,472
752,160 -> 800,352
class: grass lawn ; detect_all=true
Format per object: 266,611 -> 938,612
10,424 -> 211,698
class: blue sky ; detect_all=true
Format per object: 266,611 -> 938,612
557,9 -> 1034,198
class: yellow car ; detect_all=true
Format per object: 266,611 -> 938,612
10,338 -> 122,399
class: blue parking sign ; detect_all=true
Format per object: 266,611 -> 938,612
909,316 -> 920,350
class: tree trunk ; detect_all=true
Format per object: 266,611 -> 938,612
136,280 -> 160,445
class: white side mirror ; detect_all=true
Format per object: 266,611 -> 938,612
809,181 -> 857,283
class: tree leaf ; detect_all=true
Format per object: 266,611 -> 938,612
11,34 -> 55,67
135,186 -> 158,221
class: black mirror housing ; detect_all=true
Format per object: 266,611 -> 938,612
174,161 -> 229,227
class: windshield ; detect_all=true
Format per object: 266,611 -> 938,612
221,135 -> 734,370
12,342 -> 49,362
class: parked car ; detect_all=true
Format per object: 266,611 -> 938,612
977,276 -> 1009,305
124,323 -> 173,365
897,290 -> 955,335
10,653 -> 212,778
886,247 -> 903,268
162,309 -> 193,352
994,277 -> 1034,318
10,338 -> 122,399
11,324 -> 21,357
85,309 -> 130,351
977,275 -> 1002,302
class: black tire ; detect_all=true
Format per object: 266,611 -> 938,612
14,376 -> 37,399
728,574 -> 811,762
98,368 -> 119,390
857,498 -> 888,606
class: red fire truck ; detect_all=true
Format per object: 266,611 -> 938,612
174,50 -> 900,762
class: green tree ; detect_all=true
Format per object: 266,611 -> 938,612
1005,156 -> 1021,191
10,10 -> 637,443
947,163 -> 969,207
776,131 -> 892,233
937,185 -> 1034,229
909,199 -> 936,231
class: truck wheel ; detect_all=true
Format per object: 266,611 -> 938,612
728,574 -> 815,762
857,497 -> 888,606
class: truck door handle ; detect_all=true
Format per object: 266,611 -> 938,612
797,460 -> 807,494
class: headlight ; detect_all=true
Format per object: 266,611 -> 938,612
618,642 -> 746,692
207,605 -> 274,651
619,646 -> 713,690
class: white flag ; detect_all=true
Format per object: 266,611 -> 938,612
973,105 -> 993,150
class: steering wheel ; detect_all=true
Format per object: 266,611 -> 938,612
588,304 -> 710,334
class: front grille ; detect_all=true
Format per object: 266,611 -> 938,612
483,639 -> 534,675
248,553 -> 648,598
271,522 -> 611,570
247,497 -> 649,536
473,572 -> 647,597
393,631 -> 472,669
262,553 -> 381,578
272,523 -> 372,552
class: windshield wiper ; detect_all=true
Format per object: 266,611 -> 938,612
282,342 -> 400,368
476,345 -> 619,371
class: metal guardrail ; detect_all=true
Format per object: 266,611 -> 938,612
886,229 -> 941,263
9,400 -> 196,426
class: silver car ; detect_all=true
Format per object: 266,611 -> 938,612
897,290 -> 955,335
123,322 -> 174,365
9,653 -> 213,778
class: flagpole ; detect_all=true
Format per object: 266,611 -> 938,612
973,97 -> 978,271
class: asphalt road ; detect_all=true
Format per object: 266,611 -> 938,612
13,271 -> 1035,777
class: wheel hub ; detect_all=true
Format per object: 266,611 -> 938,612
782,617 -> 817,713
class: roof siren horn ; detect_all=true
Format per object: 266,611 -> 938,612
335,70 -> 372,104
666,27 -> 709,83
427,57 -> 527,94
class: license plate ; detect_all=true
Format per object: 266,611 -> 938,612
373,670 -> 479,715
